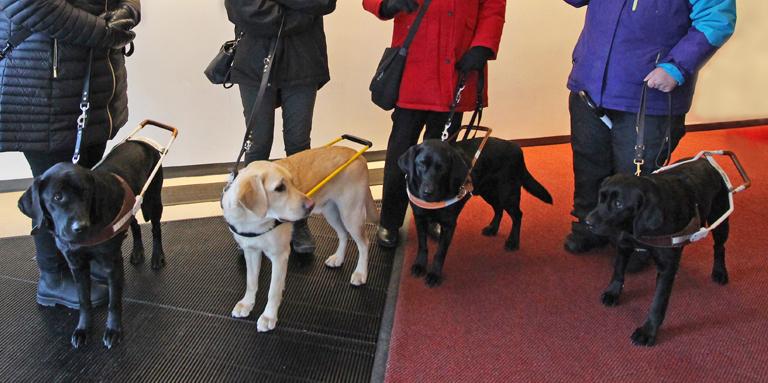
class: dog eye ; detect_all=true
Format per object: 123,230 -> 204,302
53,193 -> 63,202
275,183 -> 286,193
613,199 -> 623,209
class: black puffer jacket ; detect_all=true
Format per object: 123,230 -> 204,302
225,0 -> 336,89
0,0 -> 140,153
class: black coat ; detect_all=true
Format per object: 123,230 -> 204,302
0,0 -> 140,153
225,0 -> 335,90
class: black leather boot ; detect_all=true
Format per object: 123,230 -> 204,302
36,270 -> 108,310
291,219 -> 316,254
427,222 -> 441,240
376,226 -> 399,248
564,221 -> 609,254
626,248 -> 653,273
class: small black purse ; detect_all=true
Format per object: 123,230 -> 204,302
369,0 -> 431,111
204,33 -> 242,88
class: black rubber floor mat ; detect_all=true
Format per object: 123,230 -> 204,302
0,208 -> 396,382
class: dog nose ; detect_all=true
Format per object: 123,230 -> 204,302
304,199 -> 315,212
71,221 -> 89,234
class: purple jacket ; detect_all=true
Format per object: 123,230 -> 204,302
566,0 -> 736,116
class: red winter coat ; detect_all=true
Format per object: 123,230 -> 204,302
363,0 -> 506,112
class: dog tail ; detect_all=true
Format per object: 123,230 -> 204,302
365,188 -> 380,224
522,168 -> 553,205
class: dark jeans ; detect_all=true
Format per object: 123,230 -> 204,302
380,108 -> 463,231
23,144 -> 107,273
239,84 -> 317,164
569,91 -> 686,224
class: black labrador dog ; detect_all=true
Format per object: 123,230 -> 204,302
585,158 -> 730,346
18,141 -> 165,349
399,138 -> 553,287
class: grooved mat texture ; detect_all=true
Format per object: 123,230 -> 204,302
0,206 -> 395,382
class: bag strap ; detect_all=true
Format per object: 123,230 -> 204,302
72,49 -> 94,164
0,28 -> 33,61
400,0 -> 432,54
232,16 -> 285,178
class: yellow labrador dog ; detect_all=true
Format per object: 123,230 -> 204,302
222,146 -> 378,332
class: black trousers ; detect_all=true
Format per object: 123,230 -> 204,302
569,91 -> 686,225
239,84 -> 317,164
23,144 -> 107,273
379,108 -> 463,231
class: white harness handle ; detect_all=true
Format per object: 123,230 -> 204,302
652,150 -> 751,243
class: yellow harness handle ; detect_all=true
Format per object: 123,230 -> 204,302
305,135 -> 373,198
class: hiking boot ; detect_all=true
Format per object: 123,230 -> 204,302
291,219 -> 316,254
36,270 -> 108,310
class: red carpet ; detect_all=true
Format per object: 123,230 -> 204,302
385,126 -> 768,382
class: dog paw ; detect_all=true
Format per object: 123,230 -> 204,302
129,248 -> 145,265
102,328 -> 122,349
71,329 -> 87,349
257,314 -> 277,332
411,263 -> 427,277
481,226 -> 498,237
151,253 -> 166,270
712,269 -> 729,285
324,255 -> 344,268
425,272 -> 442,288
601,291 -> 620,307
630,326 -> 657,347
504,240 -> 520,252
231,301 -> 254,318
350,272 -> 367,286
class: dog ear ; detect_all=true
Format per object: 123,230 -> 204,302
449,148 -> 470,194
237,174 -> 268,217
632,189 -> 663,235
398,146 -> 419,176
18,178 -> 51,234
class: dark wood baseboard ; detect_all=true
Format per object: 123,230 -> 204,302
2,119 -> 765,194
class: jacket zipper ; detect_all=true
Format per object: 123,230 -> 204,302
632,0 -> 639,11
52,39 -> 59,78
104,0 -> 115,137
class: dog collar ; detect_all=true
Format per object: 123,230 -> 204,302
228,220 -> 284,238
70,173 -> 137,247
405,178 -> 473,210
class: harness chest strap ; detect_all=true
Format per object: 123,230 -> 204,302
636,209 -> 702,248
72,173 -> 137,247
406,180 -> 473,210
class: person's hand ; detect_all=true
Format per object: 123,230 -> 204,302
105,26 -> 136,50
644,68 -> 678,93
380,0 -> 419,18
456,46 -> 493,74
102,5 -> 139,32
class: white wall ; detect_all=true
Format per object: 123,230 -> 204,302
1,1 -> 766,180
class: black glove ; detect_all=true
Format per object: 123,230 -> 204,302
102,5 -> 139,32
104,25 -> 136,50
456,46 -> 494,74
380,0 -> 419,19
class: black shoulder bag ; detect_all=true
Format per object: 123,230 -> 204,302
204,32 -> 243,89
369,0 -> 432,111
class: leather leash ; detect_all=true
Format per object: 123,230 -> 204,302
231,16 -> 285,181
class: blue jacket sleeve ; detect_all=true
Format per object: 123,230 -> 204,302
660,0 -> 736,85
